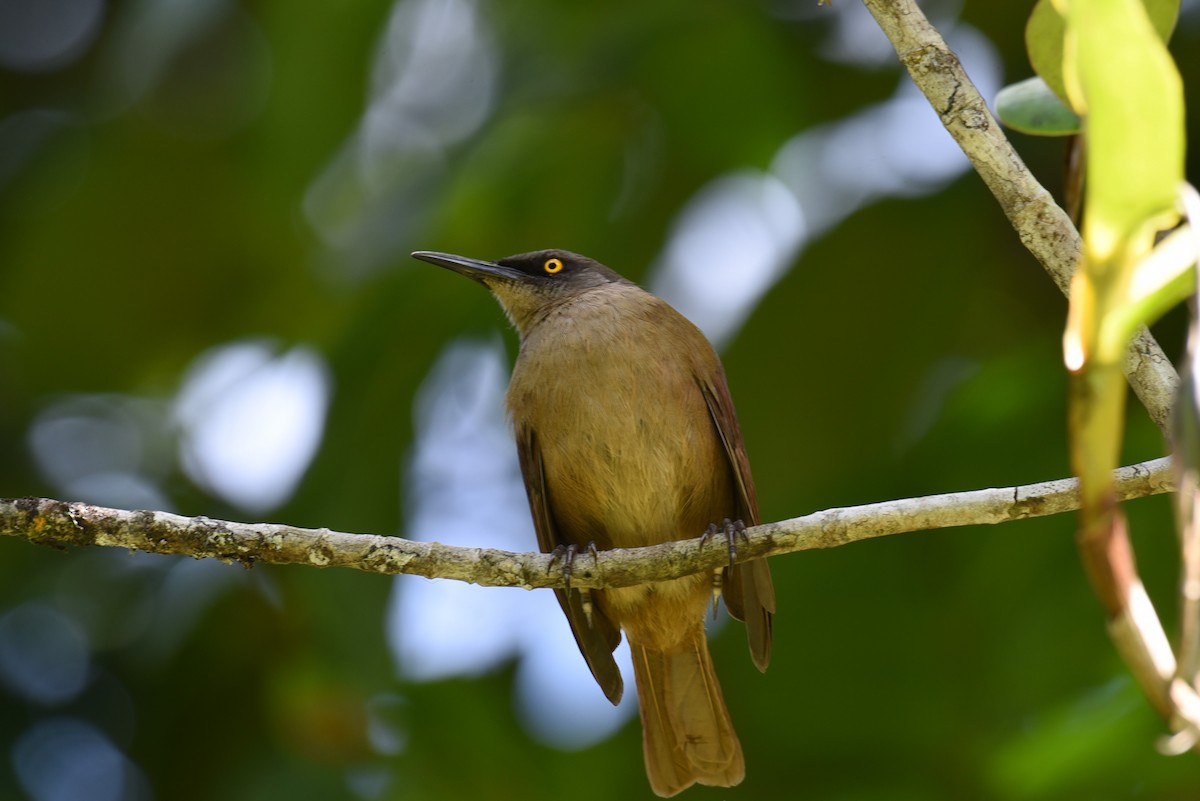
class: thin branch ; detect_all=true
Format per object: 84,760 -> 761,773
861,0 -> 1179,432
0,457 -> 1173,589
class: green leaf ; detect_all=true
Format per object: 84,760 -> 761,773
1148,0 -> 1183,37
1026,0 -> 1070,103
1026,0 -> 1180,106
995,76 -> 1082,135
1109,226 -> 1197,338
1073,0 -> 1184,259
1062,0 -> 1186,365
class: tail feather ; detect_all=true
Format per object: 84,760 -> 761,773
631,632 -> 744,797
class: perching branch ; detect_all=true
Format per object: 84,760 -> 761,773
861,0 -> 1179,432
0,457 -> 1173,589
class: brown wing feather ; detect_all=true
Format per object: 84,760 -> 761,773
515,424 -> 624,703
699,376 -> 775,673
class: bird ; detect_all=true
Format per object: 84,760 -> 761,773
412,248 -> 775,797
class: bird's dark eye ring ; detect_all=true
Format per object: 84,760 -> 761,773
543,258 -> 564,274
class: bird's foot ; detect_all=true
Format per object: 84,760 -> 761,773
550,542 -> 600,627
701,518 -> 747,567
701,520 -> 747,618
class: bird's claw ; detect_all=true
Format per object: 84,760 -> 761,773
550,542 -> 600,628
701,519 -> 747,567
723,518 -> 748,565
701,519 -> 750,618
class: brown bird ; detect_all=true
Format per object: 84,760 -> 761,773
413,248 -> 774,797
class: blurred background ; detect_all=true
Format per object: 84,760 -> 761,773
2,0 -> 1200,798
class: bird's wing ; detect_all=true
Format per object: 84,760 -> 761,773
699,375 -> 775,672
515,424 -> 624,704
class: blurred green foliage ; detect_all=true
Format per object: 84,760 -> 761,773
1,1 -> 1199,800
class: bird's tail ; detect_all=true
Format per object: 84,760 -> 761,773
630,629 -> 744,797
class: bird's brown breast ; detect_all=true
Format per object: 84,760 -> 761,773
507,285 -> 736,647
507,285 -> 735,551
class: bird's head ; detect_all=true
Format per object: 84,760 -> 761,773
412,249 -> 632,336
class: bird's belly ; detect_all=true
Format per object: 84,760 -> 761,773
535,390 -> 728,645
537,403 -> 727,550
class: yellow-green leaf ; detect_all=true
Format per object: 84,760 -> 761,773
1026,0 -> 1180,105
1064,0 -> 1185,365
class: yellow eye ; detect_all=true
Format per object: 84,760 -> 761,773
543,258 -> 564,274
